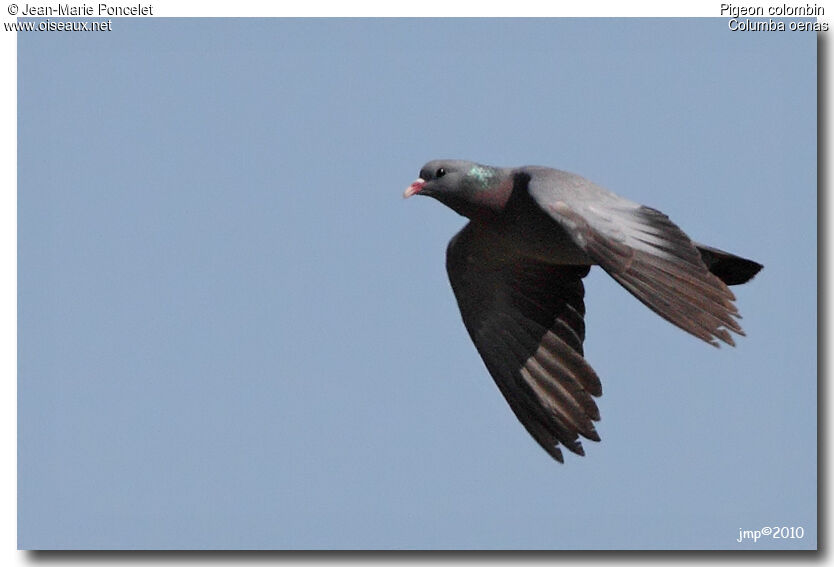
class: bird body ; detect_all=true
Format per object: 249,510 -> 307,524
405,160 -> 762,462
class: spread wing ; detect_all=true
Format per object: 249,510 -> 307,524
523,168 -> 745,347
446,223 -> 602,462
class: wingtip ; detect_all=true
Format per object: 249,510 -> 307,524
551,446 -> 565,463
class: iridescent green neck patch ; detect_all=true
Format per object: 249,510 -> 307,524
467,165 -> 497,188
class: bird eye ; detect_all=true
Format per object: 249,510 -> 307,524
436,168 -> 446,178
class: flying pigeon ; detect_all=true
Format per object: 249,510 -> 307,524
404,160 -> 762,462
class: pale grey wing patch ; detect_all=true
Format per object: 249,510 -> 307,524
492,312 -> 600,441
482,318 -> 589,458
547,200 -> 744,347
468,324 -> 569,463
446,223 -> 601,462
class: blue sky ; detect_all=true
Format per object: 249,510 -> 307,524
18,18 -> 816,549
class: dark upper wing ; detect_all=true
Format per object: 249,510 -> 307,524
446,223 -> 602,462
523,168 -> 747,347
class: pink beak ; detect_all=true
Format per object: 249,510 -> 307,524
403,178 -> 426,199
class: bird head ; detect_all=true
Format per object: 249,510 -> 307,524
404,160 -> 511,218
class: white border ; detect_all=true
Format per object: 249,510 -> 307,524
0,0 -> 15,560
5,0 -> 831,18
1,2 -> 827,564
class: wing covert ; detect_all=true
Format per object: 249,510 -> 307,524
523,169 -> 746,347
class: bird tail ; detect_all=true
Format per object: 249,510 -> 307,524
695,244 -> 763,286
